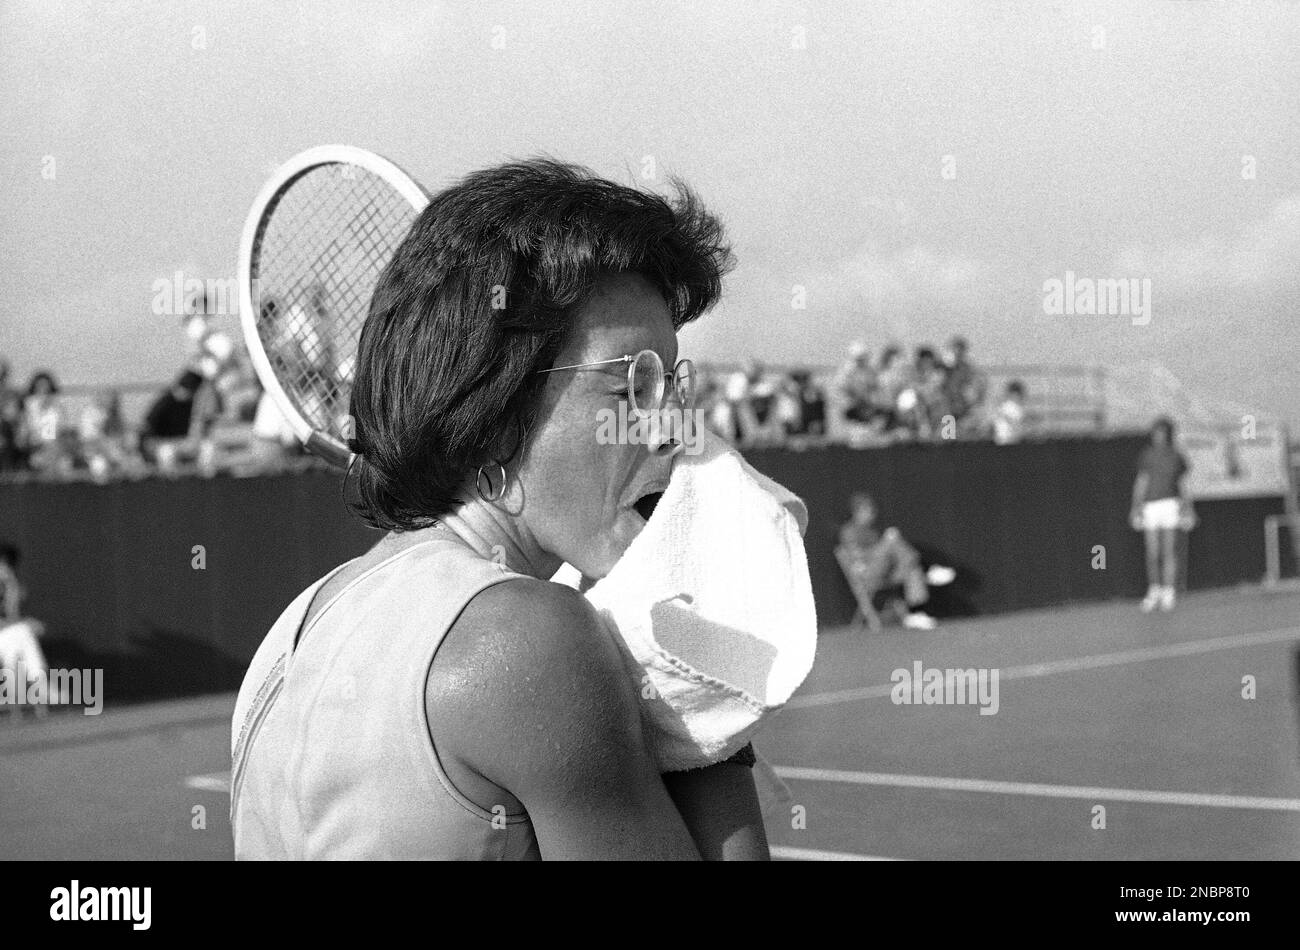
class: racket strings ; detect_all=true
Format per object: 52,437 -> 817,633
251,164 -> 417,437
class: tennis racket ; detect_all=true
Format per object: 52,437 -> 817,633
238,145 -> 429,468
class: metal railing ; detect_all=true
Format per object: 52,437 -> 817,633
41,363 -> 1111,436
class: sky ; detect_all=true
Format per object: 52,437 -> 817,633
1,0 -> 1298,426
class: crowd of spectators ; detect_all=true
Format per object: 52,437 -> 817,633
831,335 -> 1030,445
698,335 -> 1033,449
3,319 -> 1042,481
698,360 -> 828,448
0,295 -> 305,482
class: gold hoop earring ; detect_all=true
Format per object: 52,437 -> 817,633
475,461 -> 507,502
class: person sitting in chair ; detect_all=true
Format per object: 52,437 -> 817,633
836,492 -> 955,630
0,542 -> 55,715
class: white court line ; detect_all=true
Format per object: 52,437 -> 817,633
180,771 -> 900,859
774,766 -> 1300,813
185,772 -> 230,793
771,846 -> 898,861
787,625 -> 1300,710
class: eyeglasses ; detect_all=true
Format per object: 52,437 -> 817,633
537,349 -> 696,418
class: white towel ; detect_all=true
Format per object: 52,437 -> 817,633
584,428 -> 818,771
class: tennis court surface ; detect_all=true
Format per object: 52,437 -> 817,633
3,586 -> 1298,861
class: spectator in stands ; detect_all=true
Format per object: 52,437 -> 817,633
874,344 -> 912,437
272,283 -> 346,424
0,359 -> 22,471
183,290 -> 238,381
0,399 -> 20,472
835,341 -> 878,426
181,289 -> 243,465
991,379 -> 1029,445
696,370 -> 738,443
785,369 -> 826,438
216,347 -> 262,424
20,371 -> 63,471
0,542 -> 54,714
141,370 -> 205,469
258,295 -> 290,373
721,367 -> 751,441
0,358 -> 17,410
1131,416 -> 1194,612
77,389 -> 131,480
727,360 -> 781,446
941,335 -> 988,435
837,492 -> 956,630
768,369 -> 823,445
904,345 -> 948,439
772,373 -> 800,441
745,360 -> 779,441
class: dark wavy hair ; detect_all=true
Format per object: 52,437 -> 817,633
26,371 -> 59,397
347,158 -> 734,531
1151,415 -> 1176,442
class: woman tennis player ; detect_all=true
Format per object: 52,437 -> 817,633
231,159 -> 768,860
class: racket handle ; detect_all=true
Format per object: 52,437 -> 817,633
304,431 -> 354,470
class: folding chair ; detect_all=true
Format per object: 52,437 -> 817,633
834,545 -> 884,632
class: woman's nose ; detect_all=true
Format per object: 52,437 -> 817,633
646,391 -> 687,457
647,413 -> 685,457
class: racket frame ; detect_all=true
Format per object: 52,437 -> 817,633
238,144 -> 429,468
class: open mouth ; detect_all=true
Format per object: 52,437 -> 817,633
633,491 -> 664,522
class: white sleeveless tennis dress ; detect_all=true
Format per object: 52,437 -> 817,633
230,537 -> 540,860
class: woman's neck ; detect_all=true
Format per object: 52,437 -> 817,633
435,495 -> 561,581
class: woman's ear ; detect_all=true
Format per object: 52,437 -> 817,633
487,414 -> 531,469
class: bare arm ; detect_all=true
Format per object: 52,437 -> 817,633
1131,472 -> 1148,514
429,577 -> 700,861
573,569 -> 772,859
662,757 -> 770,860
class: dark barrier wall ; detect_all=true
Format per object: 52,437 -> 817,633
744,436 -> 1290,625
0,435 -> 1289,701
1,472 -> 378,701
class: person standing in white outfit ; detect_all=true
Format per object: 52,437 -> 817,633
1130,417 -> 1193,611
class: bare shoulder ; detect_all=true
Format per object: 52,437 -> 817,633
426,576 -> 643,788
434,576 -> 624,687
